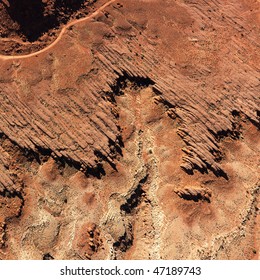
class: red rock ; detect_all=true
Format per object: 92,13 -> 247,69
0,0 -> 259,260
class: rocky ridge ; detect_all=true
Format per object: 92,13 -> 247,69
0,0 -> 259,259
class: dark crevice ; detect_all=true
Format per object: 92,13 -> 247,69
115,134 -> 124,148
212,167 -> 229,180
43,253 -> 54,260
152,87 -> 163,96
94,150 -> 116,172
32,146 -> 52,164
86,163 -> 106,179
108,137 -> 123,157
57,155 -> 81,171
113,227 -> 133,252
54,151 -> 106,179
2,0 -> 95,42
181,165 -> 194,175
112,174 -> 148,255
215,128 -> 241,141
231,110 -> 240,117
155,97 -> 176,110
0,131 -> 107,179
0,188 -> 23,200
181,154 -> 229,180
4,0 -> 48,42
207,121 -> 242,143
120,175 -> 148,214
176,192 -> 211,203
210,148 -> 223,163
231,109 -> 260,130
181,163 -> 208,177
108,71 -> 155,98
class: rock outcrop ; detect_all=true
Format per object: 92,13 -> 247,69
0,0 -> 259,260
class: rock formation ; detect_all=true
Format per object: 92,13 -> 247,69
0,0 -> 259,259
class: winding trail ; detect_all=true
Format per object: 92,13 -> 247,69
0,0 -> 116,61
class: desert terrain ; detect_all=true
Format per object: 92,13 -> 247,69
0,0 -> 259,260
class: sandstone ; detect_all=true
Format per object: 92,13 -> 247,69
0,0 -> 259,260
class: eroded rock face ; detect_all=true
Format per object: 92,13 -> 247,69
174,186 -> 212,203
0,0 -> 259,260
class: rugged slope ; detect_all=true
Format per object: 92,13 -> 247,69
0,0 -> 259,259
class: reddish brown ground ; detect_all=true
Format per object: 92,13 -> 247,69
0,0 -> 259,259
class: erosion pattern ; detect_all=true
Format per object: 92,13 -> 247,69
0,0 -> 259,260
